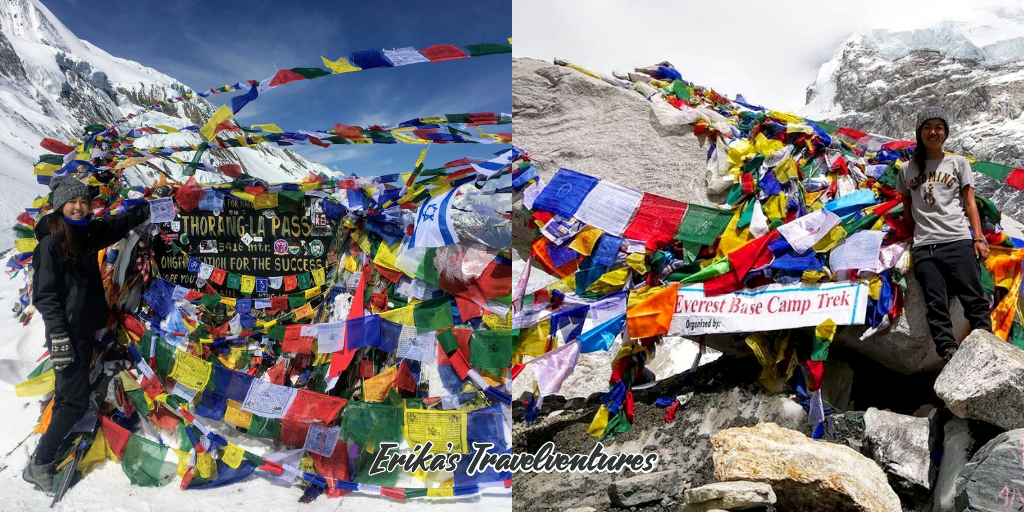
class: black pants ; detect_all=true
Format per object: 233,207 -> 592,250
34,333 -> 93,465
912,240 -> 992,354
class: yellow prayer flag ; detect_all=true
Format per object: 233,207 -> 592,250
169,350 -> 212,390
568,226 -> 603,256
79,427 -> 113,475
224,399 -> 252,429
154,125 -> 179,133
428,487 -> 455,497
403,409 -> 469,454
32,196 -> 49,208
312,268 -> 326,286
380,305 -> 415,326
415,147 -> 428,169
588,406 -> 610,438
392,129 -> 429,144
15,369 -> 55,397
14,238 -> 37,253
219,297 -> 237,308
514,318 -> 550,361
374,241 -> 403,272
295,303 -> 314,319
222,443 -> 245,469
33,162 -> 60,176
253,193 -> 278,209
173,449 -> 190,477
196,452 -> 215,479
812,226 -> 848,253
240,275 -> 255,294
200,104 -> 234,141
252,123 -> 283,133
321,56 -> 361,74
304,285 -> 321,299
363,365 -> 398,402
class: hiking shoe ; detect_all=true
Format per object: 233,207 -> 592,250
23,458 -> 55,494
942,346 -> 959,364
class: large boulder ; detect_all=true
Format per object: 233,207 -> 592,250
513,58 -> 711,204
711,422 -> 902,512
934,329 -> 1024,430
608,469 -> 681,508
862,408 -> 937,506
954,428 -> 1024,511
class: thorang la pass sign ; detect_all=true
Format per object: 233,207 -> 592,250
156,196 -> 337,297
670,281 -> 869,335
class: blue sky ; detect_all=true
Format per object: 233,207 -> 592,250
45,0 -> 511,177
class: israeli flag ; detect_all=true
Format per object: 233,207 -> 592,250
409,185 -> 462,248
471,148 -> 519,177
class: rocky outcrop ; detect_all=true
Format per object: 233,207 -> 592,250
682,481 -> 776,511
934,329 -> 1024,430
608,470 -> 681,508
712,422 -> 903,512
863,408 -> 937,507
932,418 -> 972,512
954,428 -> 1024,512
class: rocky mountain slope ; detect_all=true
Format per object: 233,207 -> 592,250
0,0 -> 330,247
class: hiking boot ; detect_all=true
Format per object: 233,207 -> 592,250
23,458 -> 55,494
942,346 -> 959,364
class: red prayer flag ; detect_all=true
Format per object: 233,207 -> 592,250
267,68 -> 307,88
312,441 -> 351,498
308,135 -> 330,148
174,176 -> 204,212
284,275 -> 297,291
360,360 -> 375,378
40,137 -> 76,155
100,416 -> 131,460
270,295 -> 288,312
454,295 -> 484,322
395,361 -> 416,392
623,194 -> 688,249
704,232 -> 779,296
283,389 -> 346,423
418,44 -> 468,62
282,325 -> 313,354
1007,168 -> 1024,191
281,419 -> 311,447
218,164 -> 243,178
210,268 -> 227,285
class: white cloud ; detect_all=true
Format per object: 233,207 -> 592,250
513,0 -> 1023,112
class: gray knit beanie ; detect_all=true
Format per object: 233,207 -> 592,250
49,175 -> 90,212
916,106 -> 949,133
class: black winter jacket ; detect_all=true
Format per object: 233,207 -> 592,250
32,203 -> 150,338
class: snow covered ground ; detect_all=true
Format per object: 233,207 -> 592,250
0,255 -> 511,511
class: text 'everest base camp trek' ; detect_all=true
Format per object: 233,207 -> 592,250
509,52 -> 1024,512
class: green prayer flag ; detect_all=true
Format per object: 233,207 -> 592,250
226,273 -> 241,290
675,204 -> 733,246
680,257 -> 731,284
290,67 -> 331,80
246,415 -> 281,439
277,190 -> 304,212
125,388 -> 151,416
443,113 -> 473,124
971,160 -> 1012,181
463,43 -> 511,56
980,264 -> 995,296
269,325 -> 287,341
469,330 -> 517,369
155,337 -> 176,376
297,272 -> 312,289
1010,322 -> 1024,350
437,329 -> 459,354
288,293 -> 306,309
413,295 -> 454,334
600,410 -> 632,440
122,435 -> 174,487
199,292 -> 222,307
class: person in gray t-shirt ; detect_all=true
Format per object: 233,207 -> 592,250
896,106 -> 992,363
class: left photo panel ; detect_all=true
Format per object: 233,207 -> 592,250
0,1 -> 513,510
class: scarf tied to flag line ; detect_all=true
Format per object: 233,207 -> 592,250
505,61 -> 1024,439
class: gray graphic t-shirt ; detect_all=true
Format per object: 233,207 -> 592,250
896,154 -> 974,246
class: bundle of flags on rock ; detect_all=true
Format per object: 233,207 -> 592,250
11,40 -> 517,502
503,59 -> 1024,440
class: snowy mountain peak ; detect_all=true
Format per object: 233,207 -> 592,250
0,0 -> 331,247
801,10 -> 1024,224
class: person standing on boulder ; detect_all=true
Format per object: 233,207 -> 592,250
23,175 -> 151,493
897,107 -> 992,364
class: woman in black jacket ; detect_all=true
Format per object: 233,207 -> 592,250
24,175 -> 151,492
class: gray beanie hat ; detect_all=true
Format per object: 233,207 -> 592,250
49,175 -> 90,212
916,106 -> 949,132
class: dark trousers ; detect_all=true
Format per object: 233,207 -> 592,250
912,240 -> 992,353
34,334 -> 93,464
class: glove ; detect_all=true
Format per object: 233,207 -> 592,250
48,329 -> 74,370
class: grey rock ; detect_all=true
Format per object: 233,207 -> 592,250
683,481 -> 776,511
931,419 -> 972,512
934,330 -> 1024,430
954,428 -> 1024,512
862,408 -> 936,506
608,470 -> 679,508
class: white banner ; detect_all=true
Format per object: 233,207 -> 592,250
670,281 -> 869,335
